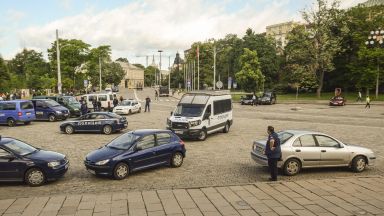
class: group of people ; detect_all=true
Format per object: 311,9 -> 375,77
0,92 -> 23,100
356,91 -> 371,109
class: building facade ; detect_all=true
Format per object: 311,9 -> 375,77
361,0 -> 384,7
266,21 -> 300,49
117,61 -> 144,89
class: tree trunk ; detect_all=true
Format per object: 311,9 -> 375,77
316,69 -> 324,99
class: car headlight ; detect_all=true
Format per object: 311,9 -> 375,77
48,161 -> 61,168
56,111 -> 62,114
189,120 -> 201,127
74,108 -> 79,111
167,118 -> 171,126
252,143 -> 256,151
95,159 -> 110,165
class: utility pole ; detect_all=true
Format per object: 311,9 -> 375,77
168,56 -> 171,92
56,29 -> 62,94
99,56 -> 102,91
213,45 -> 216,90
158,50 -> 163,85
197,45 -> 200,90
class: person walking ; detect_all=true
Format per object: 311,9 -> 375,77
80,101 -> 88,115
356,91 -> 362,102
264,126 -> 281,181
145,96 -> 151,112
155,90 -> 159,101
252,93 -> 257,106
365,96 -> 370,109
92,99 -> 98,112
113,95 -> 119,107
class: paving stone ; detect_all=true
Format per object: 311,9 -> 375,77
21,196 -> 49,216
0,199 -> 15,213
5,198 -> 33,214
75,210 -> 93,216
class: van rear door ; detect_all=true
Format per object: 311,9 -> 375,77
20,101 -> 36,121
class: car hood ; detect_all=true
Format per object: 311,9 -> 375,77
86,146 -> 124,162
25,150 -> 65,161
114,105 -> 132,109
52,106 -> 69,112
344,144 -> 374,154
253,140 -> 267,146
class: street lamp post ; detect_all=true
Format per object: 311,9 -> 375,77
213,45 -> 216,90
365,28 -> 384,99
158,50 -> 163,85
56,29 -> 62,95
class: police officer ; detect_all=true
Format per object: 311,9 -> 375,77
81,101 -> 88,115
145,96 -> 151,112
93,99 -> 98,112
264,126 -> 281,181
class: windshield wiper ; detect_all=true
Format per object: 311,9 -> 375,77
107,145 -> 125,150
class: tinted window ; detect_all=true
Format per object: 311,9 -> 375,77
21,101 -> 34,110
36,101 -> 44,108
107,133 -> 140,150
85,114 -> 97,119
4,139 -> 37,156
277,132 -> 293,144
136,135 -> 156,150
95,114 -> 105,119
99,95 -> 107,101
89,95 -> 96,101
213,99 -> 232,115
0,148 -> 11,157
315,135 -> 340,147
298,135 -> 316,147
157,133 -> 171,145
0,103 -> 16,110
106,113 -> 121,119
109,95 -> 113,100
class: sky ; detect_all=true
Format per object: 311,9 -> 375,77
0,0 -> 366,67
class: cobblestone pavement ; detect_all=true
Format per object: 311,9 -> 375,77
1,176 -> 383,216
0,88 -> 383,199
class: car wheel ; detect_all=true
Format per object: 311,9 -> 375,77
351,156 -> 366,172
128,109 -> 132,114
48,114 -> 56,122
24,121 -> 31,125
198,129 -> 207,141
103,125 -> 113,135
138,107 -> 141,113
241,102 -> 244,105
113,162 -> 129,180
223,122 -> 230,133
25,168 -> 45,187
283,158 -> 301,176
7,118 -> 16,127
171,152 -> 184,167
65,125 -> 74,134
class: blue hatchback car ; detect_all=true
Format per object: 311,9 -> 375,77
84,129 -> 186,180
0,100 -> 36,126
0,136 -> 69,186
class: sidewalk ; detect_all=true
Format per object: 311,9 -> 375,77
1,176 -> 383,216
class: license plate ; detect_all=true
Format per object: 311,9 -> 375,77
124,123 -> 127,127
87,169 -> 95,175
26,112 -> 31,116
174,130 -> 183,134
64,113 -> 69,116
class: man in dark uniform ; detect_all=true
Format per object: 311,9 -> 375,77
93,98 -> 98,112
80,101 -> 88,115
264,126 -> 281,181
145,96 -> 151,112
113,95 -> 119,107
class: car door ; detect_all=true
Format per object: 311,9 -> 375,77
0,148 -> 24,180
202,104 -> 212,130
130,135 -> 157,171
153,133 -> 175,163
0,103 -> 5,123
34,101 -> 45,119
94,114 -> 107,131
314,135 -> 350,166
292,135 -> 320,167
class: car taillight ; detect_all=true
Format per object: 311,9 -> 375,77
18,112 -> 22,116
179,140 -> 185,146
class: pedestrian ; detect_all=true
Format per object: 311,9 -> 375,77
252,93 -> 257,106
356,91 -> 362,102
80,101 -> 88,115
113,95 -> 119,107
155,90 -> 159,101
365,96 -> 370,109
119,96 -> 124,103
264,126 -> 281,181
92,99 -> 98,112
97,100 -> 102,111
145,96 -> 151,112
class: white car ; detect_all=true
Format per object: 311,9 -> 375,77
113,100 -> 141,115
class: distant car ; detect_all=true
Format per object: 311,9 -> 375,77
113,99 -> 142,115
0,136 -> 69,186
84,129 -> 186,180
258,92 -> 277,105
240,94 -> 256,105
251,130 -> 376,176
159,86 -> 170,97
112,86 -> 119,92
329,96 -> 346,106
0,100 -> 36,126
60,112 -> 128,135
31,99 -> 70,122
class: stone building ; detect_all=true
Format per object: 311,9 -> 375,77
117,61 -> 144,89
266,21 -> 300,49
361,0 -> 384,7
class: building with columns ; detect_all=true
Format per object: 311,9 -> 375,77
117,61 -> 144,89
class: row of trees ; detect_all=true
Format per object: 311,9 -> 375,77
0,39 -> 125,93
180,0 -> 384,97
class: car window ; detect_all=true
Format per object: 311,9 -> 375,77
136,135 -> 155,150
85,114 -> 97,120
36,101 -> 44,108
0,148 -> 11,157
99,95 -> 107,101
157,133 -> 171,146
277,132 -> 293,145
1,103 -> 16,110
95,114 -> 105,119
315,135 -> 340,147
109,95 -> 113,100
4,139 -> 37,156
21,101 -> 34,110
298,135 -> 316,147
293,138 -> 301,147
89,95 -> 95,101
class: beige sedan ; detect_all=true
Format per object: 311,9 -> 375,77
251,130 -> 376,176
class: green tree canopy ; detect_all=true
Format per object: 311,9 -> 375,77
235,48 -> 264,93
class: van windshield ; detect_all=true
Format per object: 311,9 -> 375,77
45,100 -> 61,107
174,104 -> 205,117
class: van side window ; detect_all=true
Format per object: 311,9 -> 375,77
99,95 -> 107,101
213,99 -> 232,115
89,96 -> 95,102
204,105 -> 211,117
109,95 -> 113,100
36,101 -> 44,108
21,102 -> 34,110
1,103 -> 16,110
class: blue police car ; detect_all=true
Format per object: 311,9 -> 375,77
84,129 -> 186,180
60,112 -> 128,135
0,136 -> 69,186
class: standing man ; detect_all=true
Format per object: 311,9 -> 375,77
356,91 -> 362,102
155,90 -> 159,101
80,101 -> 88,115
365,96 -> 371,109
252,93 -> 257,106
93,98 -> 98,112
145,96 -> 151,112
113,95 -> 119,107
119,96 -> 124,103
264,126 -> 281,181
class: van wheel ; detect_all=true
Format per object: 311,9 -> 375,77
7,118 -> 16,127
113,163 -> 129,180
223,122 -> 230,133
65,125 -> 74,134
283,158 -> 301,176
48,114 -> 56,122
198,129 -> 207,141
103,125 -> 113,135
24,121 -> 31,125
25,168 -> 45,187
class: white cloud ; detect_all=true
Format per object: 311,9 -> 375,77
17,0 -> 299,64
6,9 -> 26,23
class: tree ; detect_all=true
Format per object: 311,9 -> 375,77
0,55 -> 11,92
144,66 -> 158,87
116,57 -> 129,63
85,45 -> 112,90
102,62 -> 125,86
235,48 -> 264,92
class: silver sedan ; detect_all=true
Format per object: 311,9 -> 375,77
251,130 -> 376,176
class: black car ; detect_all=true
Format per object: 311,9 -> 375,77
0,136 -> 69,186
258,92 -> 277,105
60,112 -> 128,135
240,94 -> 257,105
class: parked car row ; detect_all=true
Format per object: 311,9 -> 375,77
240,91 -> 277,105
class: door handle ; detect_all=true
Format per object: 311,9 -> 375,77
295,149 -> 301,152
321,150 -> 326,152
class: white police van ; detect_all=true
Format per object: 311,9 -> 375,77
167,91 -> 233,141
